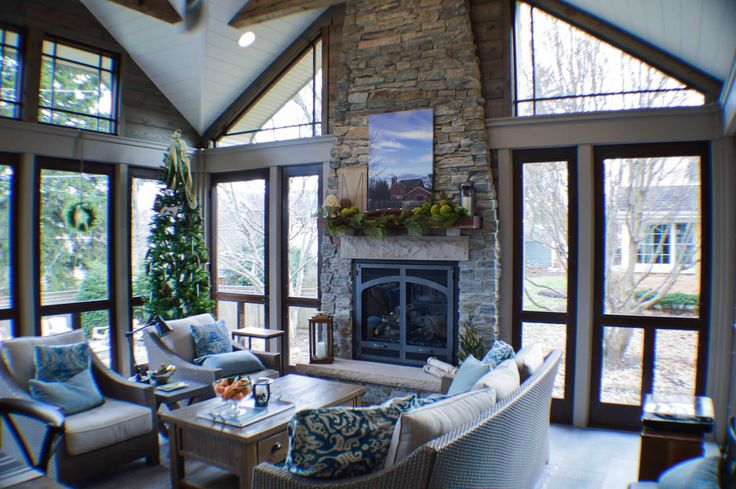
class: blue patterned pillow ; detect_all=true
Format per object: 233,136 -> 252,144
286,394 -> 418,479
481,340 -> 515,368
34,343 -> 91,382
190,320 -> 232,363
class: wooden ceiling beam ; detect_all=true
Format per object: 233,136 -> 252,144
107,0 -> 182,24
229,0 -> 344,29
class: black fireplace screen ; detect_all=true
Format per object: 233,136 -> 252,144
354,261 -> 457,366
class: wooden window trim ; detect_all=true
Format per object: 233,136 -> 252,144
0,153 -> 19,335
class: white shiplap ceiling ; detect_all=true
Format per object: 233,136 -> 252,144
81,0 -> 736,136
81,0 -> 323,134
564,0 -> 736,82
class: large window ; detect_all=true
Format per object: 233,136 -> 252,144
282,165 -> 321,366
513,148 -> 577,423
129,167 -> 163,368
36,158 -> 116,368
590,143 -> 709,428
513,2 -> 704,116
0,154 -> 17,340
211,170 -> 269,332
0,27 -> 22,119
39,39 -> 117,134
217,38 -> 322,147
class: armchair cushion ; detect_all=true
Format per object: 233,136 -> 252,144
191,320 -> 232,362
447,355 -> 491,396
481,340 -> 515,368
200,350 -> 265,378
472,359 -> 520,400
160,313 -> 216,362
514,343 -> 545,381
1,330 -> 85,390
64,397 -> 152,456
658,456 -> 719,489
28,368 -> 103,415
34,342 -> 90,382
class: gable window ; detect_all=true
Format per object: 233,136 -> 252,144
217,37 -> 322,147
513,2 -> 705,116
0,27 -> 22,119
39,39 -> 118,134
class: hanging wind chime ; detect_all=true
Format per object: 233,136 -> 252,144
66,131 -> 98,232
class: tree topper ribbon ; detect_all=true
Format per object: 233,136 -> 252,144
164,130 -> 197,209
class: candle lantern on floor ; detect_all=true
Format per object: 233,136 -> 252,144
308,313 -> 334,364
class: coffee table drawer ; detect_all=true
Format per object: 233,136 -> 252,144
257,431 -> 289,463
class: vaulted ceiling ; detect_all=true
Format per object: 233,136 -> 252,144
81,0 -> 323,134
81,0 -> 736,136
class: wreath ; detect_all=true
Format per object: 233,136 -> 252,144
65,201 -> 98,232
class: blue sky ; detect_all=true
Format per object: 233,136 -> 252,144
368,109 -> 433,182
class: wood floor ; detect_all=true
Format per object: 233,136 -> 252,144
543,424 -> 719,489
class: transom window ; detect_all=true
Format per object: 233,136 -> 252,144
217,37 -> 322,147
0,27 -> 22,119
513,2 -> 705,116
39,39 -> 117,134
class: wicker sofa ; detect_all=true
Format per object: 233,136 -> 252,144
253,348 -> 561,489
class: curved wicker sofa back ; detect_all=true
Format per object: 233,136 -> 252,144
426,349 -> 562,489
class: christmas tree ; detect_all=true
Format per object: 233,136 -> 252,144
144,130 -> 215,320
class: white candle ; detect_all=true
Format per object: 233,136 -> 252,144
316,341 -> 327,359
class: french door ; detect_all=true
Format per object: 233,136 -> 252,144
589,142 -> 710,428
210,170 -> 270,333
512,148 -> 578,423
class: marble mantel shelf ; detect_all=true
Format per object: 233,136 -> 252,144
338,235 -> 470,261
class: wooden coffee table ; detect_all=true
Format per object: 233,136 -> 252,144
161,374 -> 366,489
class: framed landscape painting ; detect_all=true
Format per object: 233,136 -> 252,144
368,109 -> 433,210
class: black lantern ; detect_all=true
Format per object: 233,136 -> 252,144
308,313 -> 334,364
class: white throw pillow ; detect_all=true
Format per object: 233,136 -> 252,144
514,343 -> 545,381
472,359 -> 520,400
384,389 -> 496,467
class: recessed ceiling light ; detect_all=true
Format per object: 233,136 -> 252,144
238,32 -> 256,48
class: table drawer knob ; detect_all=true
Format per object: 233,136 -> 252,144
271,441 -> 283,453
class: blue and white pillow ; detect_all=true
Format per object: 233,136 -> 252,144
286,394 -> 418,479
34,343 -> 91,382
481,340 -> 515,368
190,320 -> 232,363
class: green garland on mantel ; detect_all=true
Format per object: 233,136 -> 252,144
322,194 -> 469,238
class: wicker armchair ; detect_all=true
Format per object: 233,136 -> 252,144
0,329 -> 159,484
143,313 -> 281,388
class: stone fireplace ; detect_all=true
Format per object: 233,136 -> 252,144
354,260 -> 457,366
320,0 -> 501,363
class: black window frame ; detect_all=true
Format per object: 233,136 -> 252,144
209,169 -> 271,329
0,24 -> 24,120
34,156 -> 119,370
38,36 -> 119,135
0,152 -> 19,337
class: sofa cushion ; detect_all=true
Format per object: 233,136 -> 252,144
28,368 -> 104,415
191,320 -> 232,363
658,456 -> 719,489
286,394 -> 418,479
1,330 -> 85,390
514,343 -> 545,381
64,398 -> 153,456
160,313 -> 216,362
34,342 -> 91,382
200,349 -> 265,377
481,340 -> 515,368
385,388 -> 496,467
472,359 -> 520,400
447,355 -> 491,396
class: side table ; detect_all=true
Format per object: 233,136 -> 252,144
153,380 -> 212,437
637,394 -> 714,481
231,327 -> 287,374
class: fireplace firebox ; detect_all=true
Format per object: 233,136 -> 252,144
354,261 -> 457,366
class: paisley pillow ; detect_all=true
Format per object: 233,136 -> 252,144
34,342 -> 91,382
481,340 -> 515,368
286,394 -> 418,479
190,320 -> 232,363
